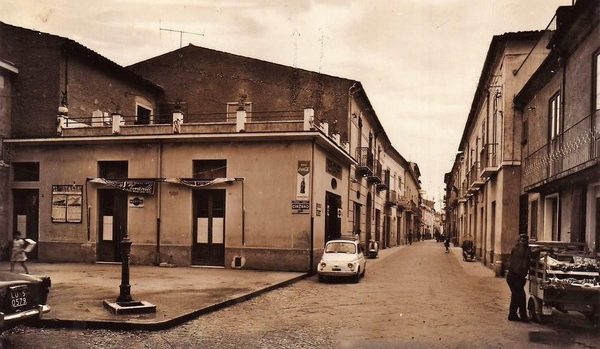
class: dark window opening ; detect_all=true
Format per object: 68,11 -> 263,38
193,160 -> 227,180
136,105 -> 151,125
13,162 -> 39,181
98,161 -> 128,179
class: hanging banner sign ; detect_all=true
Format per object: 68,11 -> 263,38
165,177 -> 235,188
90,178 -> 155,195
297,160 -> 310,200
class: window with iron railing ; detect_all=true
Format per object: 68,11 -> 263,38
356,147 -> 374,172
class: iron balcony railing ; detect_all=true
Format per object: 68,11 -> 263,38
386,190 -> 397,206
480,143 -> 498,169
356,147 -> 374,175
523,111 -> 599,190
467,161 -> 480,187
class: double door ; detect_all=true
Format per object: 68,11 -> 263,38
192,189 -> 225,266
98,189 -> 127,262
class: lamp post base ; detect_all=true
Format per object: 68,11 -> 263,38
103,300 -> 156,315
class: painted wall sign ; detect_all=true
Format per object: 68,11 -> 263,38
292,200 -> 310,214
296,160 -> 310,199
316,203 -> 322,216
129,196 -> 145,208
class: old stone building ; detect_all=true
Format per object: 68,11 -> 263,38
515,0 -> 600,251
444,30 -> 552,272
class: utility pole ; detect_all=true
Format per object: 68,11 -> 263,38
160,27 -> 204,48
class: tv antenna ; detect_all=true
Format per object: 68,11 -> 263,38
160,27 -> 204,48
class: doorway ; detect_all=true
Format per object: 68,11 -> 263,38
192,189 -> 226,266
12,189 -> 39,260
97,189 -> 128,262
375,209 -> 381,243
325,192 -> 342,242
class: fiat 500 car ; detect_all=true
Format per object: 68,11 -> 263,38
318,239 -> 366,283
0,272 -> 51,330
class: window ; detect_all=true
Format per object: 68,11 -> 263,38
549,92 -> 562,140
13,162 -> 39,181
98,161 -> 128,179
135,104 -> 152,125
193,160 -> 227,179
51,185 -> 83,223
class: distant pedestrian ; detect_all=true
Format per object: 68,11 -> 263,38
444,236 -> 450,253
408,232 -> 413,245
10,231 -> 35,274
506,234 -> 531,322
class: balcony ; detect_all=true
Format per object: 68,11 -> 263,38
57,109 -> 315,137
367,160 -> 383,184
397,196 -> 411,210
480,143 -> 499,178
377,168 -> 390,191
467,161 -> 485,191
356,147 -> 374,176
523,111 -> 599,191
386,190 -> 397,206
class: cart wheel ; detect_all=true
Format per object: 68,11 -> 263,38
528,296 -> 545,323
584,307 -> 600,326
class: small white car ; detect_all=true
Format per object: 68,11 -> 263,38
318,239 -> 366,283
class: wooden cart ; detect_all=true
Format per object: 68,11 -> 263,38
527,241 -> 600,325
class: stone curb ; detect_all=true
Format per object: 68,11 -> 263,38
32,273 -> 310,331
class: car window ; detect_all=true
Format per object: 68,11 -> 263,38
325,242 -> 356,254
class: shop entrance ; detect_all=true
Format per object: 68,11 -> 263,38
325,192 -> 342,242
192,189 -> 225,266
12,189 -> 39,260
97,189 -> 128,262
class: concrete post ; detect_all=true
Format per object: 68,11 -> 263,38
112,113 -> 122,135
236,110 -> 246,132
320,121 -> 329,135
172,112 -> 184,134
56,105 -> 68,136
92,109 -> 103,127
303,108 -> 314,131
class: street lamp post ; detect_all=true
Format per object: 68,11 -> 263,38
117,232 -> 133,303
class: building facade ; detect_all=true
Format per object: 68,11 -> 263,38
444,31 -> 552,271
515,0 -> 600,251
1,22 -> 421,271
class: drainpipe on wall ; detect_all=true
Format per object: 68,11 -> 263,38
155,141 -> 163,266
309,139 -> 315,273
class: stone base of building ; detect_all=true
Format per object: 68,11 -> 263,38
225,247 -> 311,272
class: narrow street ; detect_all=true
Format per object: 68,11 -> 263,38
3,241 -> 599,348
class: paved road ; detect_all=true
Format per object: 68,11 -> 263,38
2,241 -> 598,348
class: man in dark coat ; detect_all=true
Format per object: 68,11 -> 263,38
506,234 -> 531,322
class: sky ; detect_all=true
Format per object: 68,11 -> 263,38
0,0 -> 573,209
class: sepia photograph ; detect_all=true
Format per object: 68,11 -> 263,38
0,0 -> 598,347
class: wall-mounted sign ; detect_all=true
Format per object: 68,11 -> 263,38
51,185 -> 83,223
296,160 -> 310,200
292,200 -> 310,214
129,196 -> 145,208
316,203 -> 322,216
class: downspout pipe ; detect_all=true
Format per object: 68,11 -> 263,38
155,141 -> 162,266
309,139 -> 316,273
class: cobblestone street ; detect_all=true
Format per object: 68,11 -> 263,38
3,241 -> 599,348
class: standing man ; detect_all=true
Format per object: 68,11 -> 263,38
506,234 -> 531,322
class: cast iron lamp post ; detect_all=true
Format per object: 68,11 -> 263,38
117,231 -> 133,303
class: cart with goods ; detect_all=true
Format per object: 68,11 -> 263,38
527,241 -> 600,325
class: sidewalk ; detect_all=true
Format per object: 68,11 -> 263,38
2,243 -> 406,331
1,261 -> 305,331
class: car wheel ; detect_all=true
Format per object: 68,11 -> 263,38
318,274 -> 325,282
361,267 -> 366,278
353,269 -> 360,283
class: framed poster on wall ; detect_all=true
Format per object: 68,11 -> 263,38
51,185 -> 83,223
